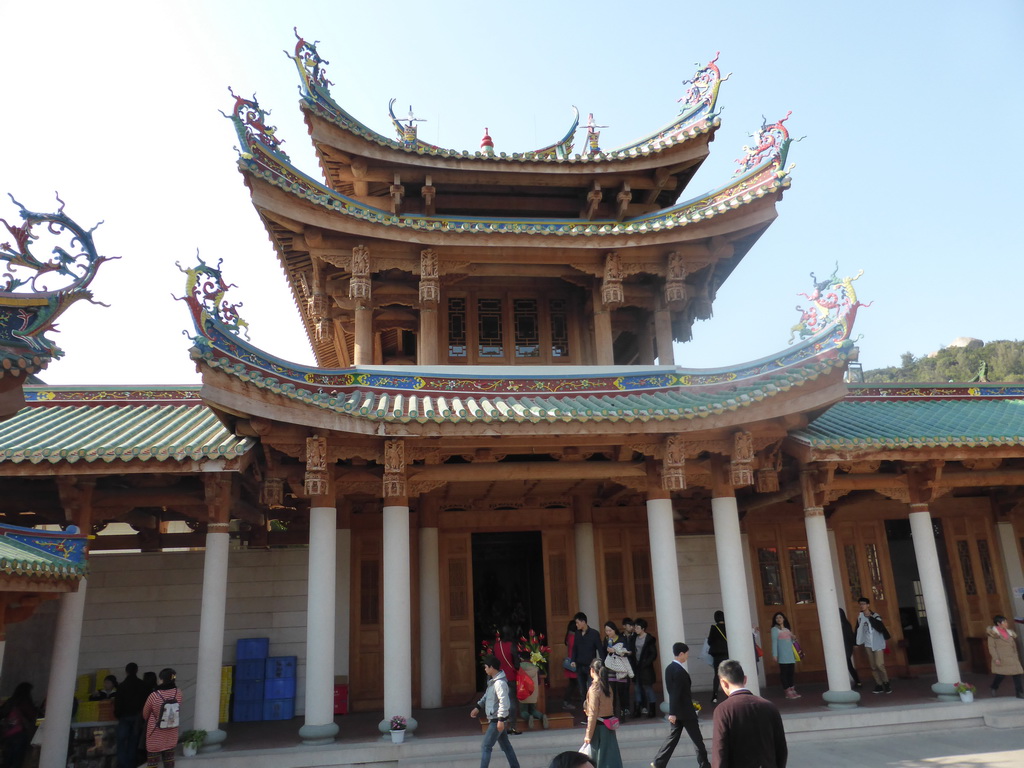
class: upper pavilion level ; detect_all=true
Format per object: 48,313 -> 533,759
228,34 -> 797,370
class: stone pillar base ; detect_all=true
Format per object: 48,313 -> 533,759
932,681 -> 958,701
198,729 -> 227,752
299,722 -> 339,745
822,690 -> 860,709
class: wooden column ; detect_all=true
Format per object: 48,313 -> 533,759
418,249 -> 440,365
591,284 -> 614,366
654,295 -> 675,365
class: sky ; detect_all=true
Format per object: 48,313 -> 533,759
1,1 -> 1022,385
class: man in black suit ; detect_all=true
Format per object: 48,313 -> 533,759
651,642 -> 708,768
570,611 -> 603,705
711,659 -> 787,768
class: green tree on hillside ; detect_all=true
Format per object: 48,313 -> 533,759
864,340 -> 1024,383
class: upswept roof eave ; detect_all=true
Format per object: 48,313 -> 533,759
302,98 -> 720,174
187,310 -> 855,429
239,147 -> 789,242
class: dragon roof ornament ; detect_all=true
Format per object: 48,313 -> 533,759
0,194 -> 113,367
788,266 -> 870,345
736,112 -> 800,175
222,88 -> 290,162
176,255 -> 250,341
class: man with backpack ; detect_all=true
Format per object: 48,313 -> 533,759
855,597 -> 892,694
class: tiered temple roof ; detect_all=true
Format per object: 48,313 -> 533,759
228,37 -> 795,366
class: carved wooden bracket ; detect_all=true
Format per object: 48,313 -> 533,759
349,244 -> 372,300
419,249 -> 439,304
601,251 -> 624,307
383,438 -> 407,499
730,431 -> 754,487
662,435 -> 686,491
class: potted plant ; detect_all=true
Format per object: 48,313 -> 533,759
389,715 -> 407,744
954,682 -> 976,702
181,729 -> 206,757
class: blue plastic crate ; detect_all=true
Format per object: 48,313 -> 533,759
233,679 -> 264,702
236,637 -> 269,660
265,656 -> 297,679
264,677 -> 296,699
263,698 -> 295,721
235,659 -> 265,681
232,699 -> 262,722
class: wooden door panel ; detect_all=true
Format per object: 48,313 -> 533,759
440,532 -> 475,705
350,530 -> 383,709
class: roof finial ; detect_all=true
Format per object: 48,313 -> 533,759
480,127 -> 494,157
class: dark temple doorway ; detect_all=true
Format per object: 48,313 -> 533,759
472,531 -> 547,690
885,518 -> 963,666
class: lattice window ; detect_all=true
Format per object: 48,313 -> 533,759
477,298 -> 504,357
513,298 -> 540,357
957,540 -> 977,595
977,540 -> 997,594
604,552 -> 626,615
447,297 -> 467,357
360,560 -> 380,624
632,550 -> 654,613
548,553 -> 568,616
865,543 -> 886,602
758,547 -> 783,605
550,299 -> 570,358
448,559 -> 469,620
788,546 -> 815,604
844,544 -> 862,602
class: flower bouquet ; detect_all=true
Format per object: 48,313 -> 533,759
517,629 -> 551,675
389,715 -> 407,731
953,682 -> 976,695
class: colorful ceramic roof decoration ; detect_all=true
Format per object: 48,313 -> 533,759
792,387 -> 1024,450
0,194 -> 113,375
0,386 -> 254,464
185,260 -> 859,426
788,267 -> 870,345
226,86 -> 794,237
0,522 -> 88,581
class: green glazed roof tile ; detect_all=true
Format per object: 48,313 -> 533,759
793,396 -> 1024,449
0,388 -> 256,464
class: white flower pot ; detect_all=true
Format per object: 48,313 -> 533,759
390,729 -> 405,744
182,744 -> 198,757
959,691 -> 974,703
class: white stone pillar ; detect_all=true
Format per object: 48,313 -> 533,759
335,527 -> 352,679
574,522 -> 600,626
909,504 -> 960,699
419,525 -> 443,708
381,504 -> 414,733
711,496 -> 759,695
300,505 -> 340,744
996,521 -> 1024,659
646,497 -> 685,650
805,508 -> 859,708
40,580 -> 87,768
193,524 -> 230,750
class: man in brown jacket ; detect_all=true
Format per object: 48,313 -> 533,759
711,659 -> 787,768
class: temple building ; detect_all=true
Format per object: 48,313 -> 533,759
2,33 -> 1024,765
